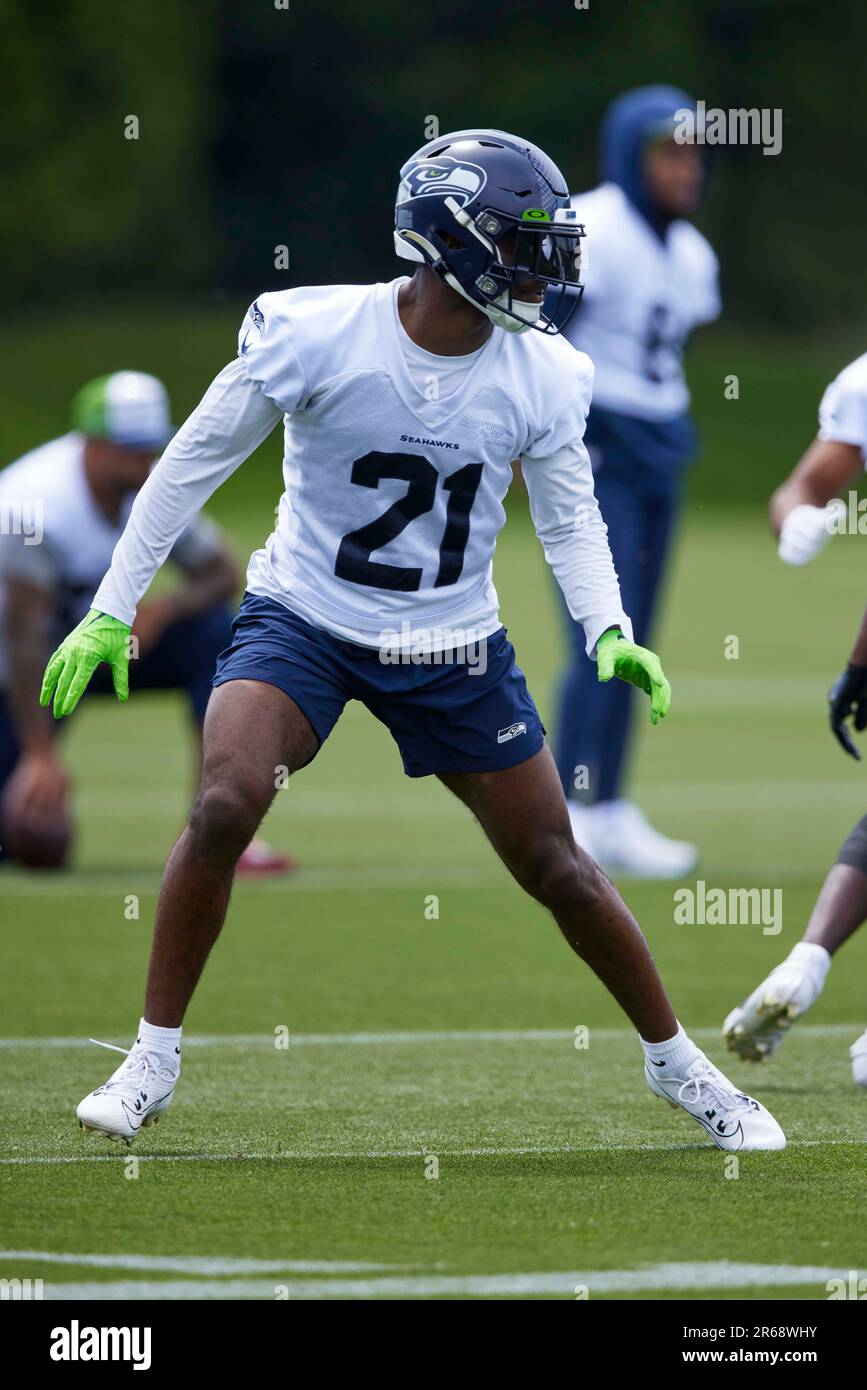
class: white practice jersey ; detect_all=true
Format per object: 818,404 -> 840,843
566,184 -> 720,420
94,279 -> 632,655
818,352 -> 867,460
0,433 -> 220,688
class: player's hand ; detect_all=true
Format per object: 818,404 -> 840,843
778,500 -> 845,566
39,609 -> 131,719
828,664 -> 867,760
4,749 -> 70,825
597,628 -> 671,725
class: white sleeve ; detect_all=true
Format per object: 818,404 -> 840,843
522,440 -> 633,657
92,358 -> 281,624
818,368 -> 867,459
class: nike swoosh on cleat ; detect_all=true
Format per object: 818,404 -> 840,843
119,1089 -> 173,1131
694,1113 -> 744,1146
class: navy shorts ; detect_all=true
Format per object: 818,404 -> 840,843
212,593 -> 546,778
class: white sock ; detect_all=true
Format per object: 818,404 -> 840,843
136,1018 -> 182,1062
788,941 -> 832,980
640,1021 -> 697,1076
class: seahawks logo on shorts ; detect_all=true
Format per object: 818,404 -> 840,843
497,721 -> 527,744
401,157 -> 486,206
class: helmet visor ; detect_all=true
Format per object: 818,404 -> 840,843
510,222 -> 583,287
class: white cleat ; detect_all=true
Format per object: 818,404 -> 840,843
582,800 -> 697,879
722,944 -> 831,1062
567,801 -> 599,857
850,1030 -> 867,1088
645,1050 -> 786,1151
77,1037 -> 179,1145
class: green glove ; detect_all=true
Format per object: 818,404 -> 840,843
596,627 -> 671,726
40,609 -> 131,719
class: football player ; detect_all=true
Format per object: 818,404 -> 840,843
0,371 -> 291,875
553,87 -> 720,877
724,351 -> 867,1083
42,131 -> 784,1151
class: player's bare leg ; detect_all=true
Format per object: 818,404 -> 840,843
806,862 -> 867,1084
803,862 -> 867,954
187,716 -> 296,879
144,680 -> 317,1024
76,679 -> 317,1142
443,747 -> 674,1040
440,745 -> 786,1149
724,820 -> 867,1083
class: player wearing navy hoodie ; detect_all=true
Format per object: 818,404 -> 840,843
554,86 -> 720,877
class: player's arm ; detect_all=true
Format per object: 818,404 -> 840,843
169,539 -> 238,618
40,356 -> 282,717
770,437 -> 862,529
770,437 -> 862,564
5,577 -> 57,753
772,358 -> 867,565
132,524 -> 239,659
1,532 -> 58,753
521,435 -> 671,724
1,560 -> 71,818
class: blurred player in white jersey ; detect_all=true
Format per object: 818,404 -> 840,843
42,130 -> 784,1152
554,87 -> 720,877
724,352 -> 867,1084
0,371 -> 292,875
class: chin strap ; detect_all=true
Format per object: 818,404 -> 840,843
439,266 -> 536,335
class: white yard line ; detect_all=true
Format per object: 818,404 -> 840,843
20,1260 -> 852,1300
0,1023 -> 861,1049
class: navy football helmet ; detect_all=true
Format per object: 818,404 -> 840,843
394,128 -> 585,335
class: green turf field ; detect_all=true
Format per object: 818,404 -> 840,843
2,490 -> 867,1300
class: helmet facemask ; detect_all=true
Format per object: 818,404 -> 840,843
445,202 -> 585,334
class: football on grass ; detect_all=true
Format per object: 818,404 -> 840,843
0,781 -> 72,869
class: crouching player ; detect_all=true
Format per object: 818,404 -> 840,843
0,371 -> 291,874
43,131 -> 784,1150
724,351 -> 867,1083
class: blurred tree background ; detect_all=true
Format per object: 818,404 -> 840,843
4,0 -> 864,322
1,0 -> 865,504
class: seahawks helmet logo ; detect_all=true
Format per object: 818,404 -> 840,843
400,157 -> 486,206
